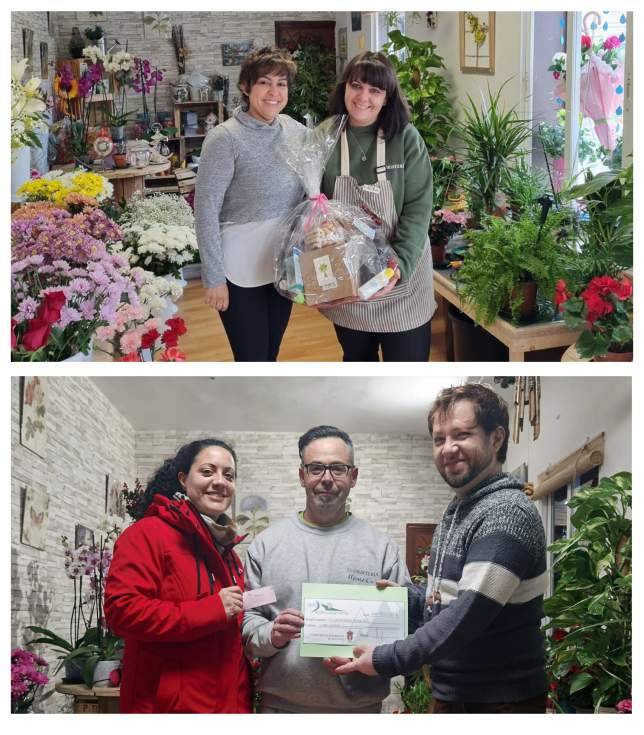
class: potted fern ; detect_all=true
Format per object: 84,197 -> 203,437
543,472 -> 631,713
455,207 -> 565,324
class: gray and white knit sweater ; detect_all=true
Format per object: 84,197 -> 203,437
373,473 -> 548,703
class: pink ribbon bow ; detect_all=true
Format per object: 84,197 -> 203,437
304,193 -> 329,231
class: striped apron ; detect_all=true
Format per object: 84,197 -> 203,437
321,130 -> 436,333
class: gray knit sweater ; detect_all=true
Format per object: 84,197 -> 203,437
242,512 -> 410,713
373,473 -> 548,703
194,110 -> 306,288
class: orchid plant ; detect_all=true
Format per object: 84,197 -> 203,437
11,59 -> 48,159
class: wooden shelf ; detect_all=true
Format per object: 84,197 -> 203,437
174,100 -> 223,107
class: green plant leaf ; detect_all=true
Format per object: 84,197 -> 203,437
569,672 -> 594,694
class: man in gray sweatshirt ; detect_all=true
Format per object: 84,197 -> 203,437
242,425 -> 410,713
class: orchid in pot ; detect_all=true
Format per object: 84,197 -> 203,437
11,59 -> 48,160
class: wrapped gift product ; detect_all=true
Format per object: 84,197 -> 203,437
274,116 -> 398,307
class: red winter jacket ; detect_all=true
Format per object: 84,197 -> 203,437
104,494 -> 251,713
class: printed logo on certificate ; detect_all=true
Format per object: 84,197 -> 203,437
300,582 -> 408,658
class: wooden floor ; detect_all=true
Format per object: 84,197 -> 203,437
176,279 -> 448,362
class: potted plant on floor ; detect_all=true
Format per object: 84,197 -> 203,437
454,206 -> 566,324
543,472 -> 631,713
455,82 -> 533,223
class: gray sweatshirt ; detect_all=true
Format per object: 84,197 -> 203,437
242,512 -> 410,713
194,110 -> 306,288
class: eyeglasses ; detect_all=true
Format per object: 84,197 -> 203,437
303,463 -> 354,478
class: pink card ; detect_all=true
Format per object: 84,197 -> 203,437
243,586 -> 277,610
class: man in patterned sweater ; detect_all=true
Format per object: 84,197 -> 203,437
328,383 -> 548,713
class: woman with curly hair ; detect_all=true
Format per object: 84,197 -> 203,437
104,439 -> 251,713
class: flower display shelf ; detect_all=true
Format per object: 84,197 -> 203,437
433,269 -> 581,361
54,682 -> 120,714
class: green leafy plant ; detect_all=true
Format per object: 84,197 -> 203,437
431,156 -> 463,212
284,42 -> 336,125
383,30 -> 454,155
455,81 -> 533,220
79,630 -> 125,687
26,625 -> 100,679
502,157 -> 549,214
537,121 -> 565,160
84,25 -> 105,42
455,209 -> 566,324
543,472 -> 631,713
395,668 -> 432,713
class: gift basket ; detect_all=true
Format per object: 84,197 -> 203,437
274,116 -> 398,307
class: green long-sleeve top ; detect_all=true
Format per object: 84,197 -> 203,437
322,122 -> 433,281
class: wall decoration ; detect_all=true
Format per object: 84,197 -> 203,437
21,487 -> 49,551
20,377 -> 47,459
338,27 -> 348,60
351,12 -> 362,32
222,40 -> 254,67
235,495 -> 269,539
22,28 -> 34,72
459,11 -> 495,74
426,12 -> 438,29
75,524 -> 94,549
105,475 -> 126,518
39,42 -> 49,79
143,11 -> 172,39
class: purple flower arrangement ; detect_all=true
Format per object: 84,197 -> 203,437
11,648 -> 49,713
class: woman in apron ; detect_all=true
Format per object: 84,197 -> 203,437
321,52 -> 436,361
195,47 -> 306,361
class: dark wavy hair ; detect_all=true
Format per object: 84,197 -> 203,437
133,439 -> 238,520
298,425 -> 354,465
428,383 -> 510,463
328,51 -> 410,141
237,46 -> 297,105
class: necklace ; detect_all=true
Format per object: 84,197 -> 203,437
349,128 -> 370,162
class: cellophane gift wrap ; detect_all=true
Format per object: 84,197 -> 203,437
274,116 -> 397,307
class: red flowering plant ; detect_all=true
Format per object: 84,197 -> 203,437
11,648 -> 49,713
556,274 -> 632,358
112,315 -> 188,362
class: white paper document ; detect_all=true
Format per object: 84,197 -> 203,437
302,596 -> 405,647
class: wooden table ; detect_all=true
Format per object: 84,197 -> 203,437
433,269 -> 580,361
102,160 -> 171,201
55,682 -> 120,713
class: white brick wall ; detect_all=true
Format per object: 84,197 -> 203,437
11,377 -> 136,713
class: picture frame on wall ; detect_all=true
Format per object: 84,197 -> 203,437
39,41 -> 49,79
222,40 -> 254,67
105,474 -> 126,518
21,486 -> 49,551
75,524 -> 95,549
338,27 -> 348,60
459,11 -> 495,74
350,12 -> 362,32
22,28 -> 34,72
20,377 -> 47,459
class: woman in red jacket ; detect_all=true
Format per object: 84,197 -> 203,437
104,438 -> 251,713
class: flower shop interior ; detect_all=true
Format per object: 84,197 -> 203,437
11,375 -> 632,714
10,10 -> 633,362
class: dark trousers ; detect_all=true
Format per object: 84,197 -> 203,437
218,281 -> 292,362
428,692 -> 548,714
333,320 -> 432,362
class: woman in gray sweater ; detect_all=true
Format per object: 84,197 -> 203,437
195,47 -> 306,361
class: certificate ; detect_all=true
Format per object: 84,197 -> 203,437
300,582 -> 407,658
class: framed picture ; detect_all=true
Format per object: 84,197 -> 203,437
21,377 -> 47,459
351,12 -> 362,32
459,11 -> 495,74
222,40 -> 254,67
39,41 -> 49,78
22,28 -> 34,72
338,27 -> 348,59
21,486 -> 49,551
75,524 -> 95,549
105,474 -> 126,518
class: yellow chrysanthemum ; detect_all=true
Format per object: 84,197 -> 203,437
17,178 -> 66,202
69,171 -> 105,199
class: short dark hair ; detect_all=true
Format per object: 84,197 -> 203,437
135,438 -> 237,520
428,384 -> 510,463
237,46 -> 297,104
298,425 -> 354,464
328,51 -> 410,141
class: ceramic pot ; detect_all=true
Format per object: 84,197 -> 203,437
594,350 -> 633,362
113,153 -> 128,169
431,241 -> 447,267
92,660 -> 121,688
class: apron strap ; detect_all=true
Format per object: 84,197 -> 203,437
340,129 -> 387,181
375,131 -> 386,183
340,130 -> 351,177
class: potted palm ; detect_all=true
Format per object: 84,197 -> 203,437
543,472 -> 631,713
455,82 -> 533,223
455,207 -> 566,324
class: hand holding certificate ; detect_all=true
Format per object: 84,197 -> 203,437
300,583 -> 407,659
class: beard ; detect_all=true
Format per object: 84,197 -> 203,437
438,450 -> 494,489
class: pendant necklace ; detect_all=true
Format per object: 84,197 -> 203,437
349,128 -> 369,162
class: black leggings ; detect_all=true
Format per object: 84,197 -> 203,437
218,281 -> 292,362
334,321 -> 432,362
